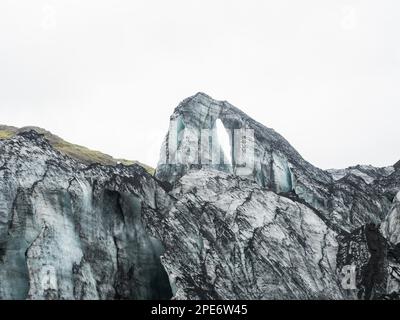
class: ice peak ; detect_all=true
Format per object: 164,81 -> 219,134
192,91 -> 213,100
176,92 -> 223,113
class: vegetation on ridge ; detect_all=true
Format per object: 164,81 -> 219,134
0,125 -> 155,175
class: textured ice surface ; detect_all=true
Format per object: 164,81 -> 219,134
381,191 -> 400,245
159,170 -> 342,299
0,132 -> 173,300
0,93 -> 399,300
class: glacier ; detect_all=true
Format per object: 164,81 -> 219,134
0,93 -> 399,300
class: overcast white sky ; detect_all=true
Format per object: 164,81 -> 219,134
0,0 -> 399,169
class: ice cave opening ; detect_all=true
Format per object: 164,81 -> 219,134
215,119 -> 232,165
102,191 -> 173,300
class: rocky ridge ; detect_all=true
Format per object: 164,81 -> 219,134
0,93 -> 399,299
